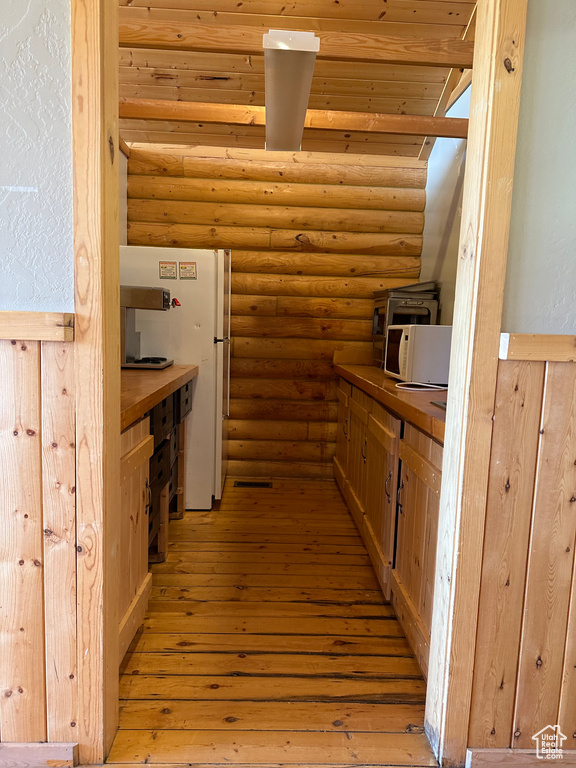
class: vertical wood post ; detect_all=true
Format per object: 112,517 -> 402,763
72,0 -> 120,762
425,0 -> 529,764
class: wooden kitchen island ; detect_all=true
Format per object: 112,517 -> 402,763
118,364 -> 198,661
334,364 -> 446,677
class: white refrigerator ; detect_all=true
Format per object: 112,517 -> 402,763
120,246 -> 231,510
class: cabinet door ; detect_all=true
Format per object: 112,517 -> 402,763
392,423 -> 442,676
364,401 -> 401,598
335,379 -> 351,480
348,388 -> 371,526
119,417 -> 154,659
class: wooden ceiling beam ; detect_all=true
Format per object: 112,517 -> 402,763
118,20 -> 475,69
119,98 -> 469,139
118,0 -> 476,26
119,7 -> 466,40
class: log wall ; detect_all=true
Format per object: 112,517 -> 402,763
127,146 -> 425,478
468,356 -> 576,751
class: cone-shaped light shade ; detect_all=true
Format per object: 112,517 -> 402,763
263,30 -> 319,151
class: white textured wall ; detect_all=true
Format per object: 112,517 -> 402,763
502,0 -> 576,333
419,88 -> 470,324
0,0 -> 74,312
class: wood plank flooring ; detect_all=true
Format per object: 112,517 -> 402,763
108,478 -> 436,767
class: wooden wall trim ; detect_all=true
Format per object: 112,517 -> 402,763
425,0 -> 529,764
466,749 -> 576,767
0,742 -> 78,767
500,332 -> 576,361
72,0 -> 120,761
0,312 -> 74,342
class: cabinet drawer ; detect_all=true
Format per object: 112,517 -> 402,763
168,458 -> 178,501
151,396 -> 174,448
174,381 -> 193,424
150,439 -> 171,486
169,425 -> 179,467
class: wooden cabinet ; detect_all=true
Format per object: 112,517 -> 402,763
334,381 -> 443,677
334,378 -> 351,481
347,388 -> 371,529
364,401 -> 401,600
392,424 -> 442,677
119,416 -> 154,661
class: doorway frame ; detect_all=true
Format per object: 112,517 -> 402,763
71,0 -> 530,763
424,1 -> 529,765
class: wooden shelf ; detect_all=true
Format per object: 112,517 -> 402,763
0,311 -> 74,341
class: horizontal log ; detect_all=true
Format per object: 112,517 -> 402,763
148,153 -> 428,187
131,143 -> 428,167
228,440 -> 336,463
118,20 -> 475,68
269,229 -> 422,255
276,297 -> 373,320
231,295 -> 277,317
128,221 -> 271,249
119,48 -> 450,85
231,316 -> 372,341
118,0 -> 475,27
227,419 -> 337,442
232,273 -> 415,298
120,66 -> 445,101
127,175 -> 426,211
127,198 -> 425,234
120,98 -> 469,138
128,223 -> 422,256
122,129 -> 422,157
227,459 -> 335,480
228,420 -> 309,441
230,358 -> 336,380
231,251 -> 421,278
229,399 -> 339,422
230,379 -> 338,401
232,337 -> 373,361
308,421 -> 338,442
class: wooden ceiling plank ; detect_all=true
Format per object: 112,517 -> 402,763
119,118 -> 424,145
419,4 -> 476,159
118,20 -> 475,68
119,84 -> 439,116
119,98 -> 468,138
119,49 -> 451,83
119,67 -> 445,100
119,7 -> 467,39
120,131 -> 422,156
118,0 -> 476,26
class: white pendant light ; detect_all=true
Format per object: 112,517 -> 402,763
263,29 -> 320,152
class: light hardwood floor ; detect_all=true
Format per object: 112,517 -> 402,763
108,478 -> 436,767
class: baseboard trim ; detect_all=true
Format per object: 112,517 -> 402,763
0,742 -> 78,767
467,748 -> 576,766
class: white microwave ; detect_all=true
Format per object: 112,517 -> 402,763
384,324 -> 453,385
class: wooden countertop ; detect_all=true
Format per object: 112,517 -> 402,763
334,364 -> 446,444
121,364 -> 199,432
